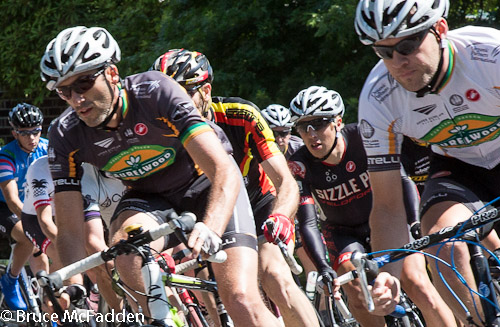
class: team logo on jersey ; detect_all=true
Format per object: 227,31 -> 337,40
94,137 -> 115,148
346,161 -> 356,173
124,129 -> 134,138
288,161 -> 306,179
468,43 -> 500,64
102,145 -> 176,180
449,94 -> 464,106
359,120 -> 375,139
421,113 -> 500,148
370,73 -> 399,103
134,123 -> 148,136
412,104 -> 437,115
325,170 -> 337,182
130,80 -> 161,98
32,179 -> 48,197
48,147 -> 56,161
466,89 -> 480,102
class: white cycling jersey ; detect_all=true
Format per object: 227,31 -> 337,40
81,163 -> 127,226
23,156 -> 54,216
358,26 -> 500,171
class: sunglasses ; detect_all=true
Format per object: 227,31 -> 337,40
16,127 -> 42,136
273,129 -> 291,138
295,118 -> 334,134
56,68 -> 105,100
372,29 -> 429,60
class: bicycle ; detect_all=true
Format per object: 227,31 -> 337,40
345,205 -> 500,327
36,211 -> 227,327
0,244 -> 48,327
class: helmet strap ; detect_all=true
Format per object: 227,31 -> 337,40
416,27 -> 445,98
313,126 -> 340,162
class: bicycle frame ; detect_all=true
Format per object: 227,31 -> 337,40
349,205 -> 500,327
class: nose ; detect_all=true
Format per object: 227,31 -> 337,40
389,51 -> 409,67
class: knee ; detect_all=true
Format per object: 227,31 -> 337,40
260,262 -> 296,295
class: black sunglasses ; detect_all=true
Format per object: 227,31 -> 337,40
56,68 -> 106,99
295,118 -> 334,134
372,29 -> 429,60
273,129 -> 291,138
16,127 -> 42,136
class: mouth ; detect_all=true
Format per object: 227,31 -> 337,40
76,106 -> 93,117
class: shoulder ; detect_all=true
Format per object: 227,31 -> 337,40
26,156 -> 50,180
124,71 -> 185,96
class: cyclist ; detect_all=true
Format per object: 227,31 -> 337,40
0,103 -> 47,311
355,0 -> 500,322
40,26 -> 283,327
288,86 -> 456,327
21,154 -> 125,312
261,104 -> 303,159
152,49 -> 319,327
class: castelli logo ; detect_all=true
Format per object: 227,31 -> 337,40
346,161 -> 356,173
134,123 -> 148,136
465,89 -> 480,102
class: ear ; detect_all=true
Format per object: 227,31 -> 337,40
108,65 -> 120,84
11,130 -> 17,139
201,83 -> 212,102
435,17 -> 448,38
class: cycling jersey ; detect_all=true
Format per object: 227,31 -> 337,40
285,135 -> 304,160
289,124 -> 372,227
0,138 -> 48,203
358,26 -> 500,171
49,71 -> 232,195
210,97 -> 281,204
21,156 -> 53,253
81,163 -> 127,226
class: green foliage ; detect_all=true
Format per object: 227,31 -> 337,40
1,0 -> 498,124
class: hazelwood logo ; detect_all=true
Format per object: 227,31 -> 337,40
102,145 -> 176,180
421,113 -> 500,147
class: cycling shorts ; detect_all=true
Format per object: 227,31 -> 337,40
320,223 -> 370,271
21,213 -> 51,254
0,202 -> 19,238
111,174 -> 257,251
420,154 -> 500,217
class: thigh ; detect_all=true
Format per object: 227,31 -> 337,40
0,202 -> 19,238
321,224 -> 368,271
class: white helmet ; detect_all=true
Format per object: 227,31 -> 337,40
290,86 -> 345,122
262,104 -> 293,128
40,26 -> 121,90
354,0 -> 449,45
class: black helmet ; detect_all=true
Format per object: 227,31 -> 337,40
8,103 -> 44,129
150,49 -> 213,91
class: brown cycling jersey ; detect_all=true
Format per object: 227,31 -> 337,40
48,71 -> 232,195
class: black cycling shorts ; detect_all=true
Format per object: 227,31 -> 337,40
0,202 -> 19,238
111,174 -> 257,251
21,213 -> 51,253
321,223 -> 370,271
420,154 -> 500,218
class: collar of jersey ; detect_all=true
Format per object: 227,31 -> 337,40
435,40 -> 455,94
119,84 -> 129,119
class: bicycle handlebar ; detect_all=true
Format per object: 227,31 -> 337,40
37,211 -> 226,291
265,220 -> 303,275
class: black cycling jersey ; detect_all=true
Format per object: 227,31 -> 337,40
285,135 -> 304,160
401,136 -> 432,194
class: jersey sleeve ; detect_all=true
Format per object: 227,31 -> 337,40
246,105 -> 281,163
141,72 -> 214,147
25,157 -> 51,212
0,150 -> 15,183
48,110 -> 85,193
358,67 -> 404,172
81,163 -> 101,219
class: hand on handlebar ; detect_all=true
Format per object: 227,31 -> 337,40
362,272 -> 401,316
188,222 -> 222,257
262,213 -> 295,245
317,266 -> 341,299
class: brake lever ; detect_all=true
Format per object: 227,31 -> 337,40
350,251 -> 375,312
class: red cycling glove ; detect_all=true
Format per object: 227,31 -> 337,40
262,213 -> 295,245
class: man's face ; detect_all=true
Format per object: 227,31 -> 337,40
56,67 -> 115,127
13,126 -> 42,153
295,117 -> 337,159
374,29 -> 441,92
272,128 -> 291,153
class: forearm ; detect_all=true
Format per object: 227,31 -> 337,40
203,163 -> 240,236
298,205 -> 330,270
271,176 -> 299,219
369,207 -> 408,278
38,206 -> 57,241
1,180 -> 23,217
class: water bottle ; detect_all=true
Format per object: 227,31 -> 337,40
305,271 -> 318,301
